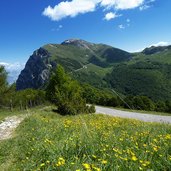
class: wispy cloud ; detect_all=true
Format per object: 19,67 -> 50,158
104,12 -> 121,21
139,4 -> 150,10
139,0 -> 155,11
43,0 -> 147,21
118,19 -> 131,29
126,18 -> 130,23
51,25 -> 63,32
118,24 -> 125,29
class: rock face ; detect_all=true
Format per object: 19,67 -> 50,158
61,39 -> 95,49
16,48 -> 52,90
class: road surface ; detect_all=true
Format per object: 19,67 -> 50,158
95,106 -> 171,124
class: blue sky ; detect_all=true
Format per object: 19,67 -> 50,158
0,0 -> 171,66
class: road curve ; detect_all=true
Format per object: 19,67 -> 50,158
95,106 -> 171,124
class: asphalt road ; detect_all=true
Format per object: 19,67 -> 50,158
95,106 -> 171,124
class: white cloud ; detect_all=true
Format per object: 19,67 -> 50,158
150,41 -> 170,47
0,62 -> 25,84
118,24 -> 125,29
43,0 -> 98,21
104,12 -> 121,21
43,0 -> 147,21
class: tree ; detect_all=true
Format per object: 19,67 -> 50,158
0,66 -> 8,107
46,65 -> 94,115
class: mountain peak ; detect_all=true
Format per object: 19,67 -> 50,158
142,45 -> 171,55
61,39 -> 94,49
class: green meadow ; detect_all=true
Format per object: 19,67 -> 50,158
0,107 -> 171,171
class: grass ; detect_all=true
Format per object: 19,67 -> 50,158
0,107 -> 171,171
0,109 -> 25,122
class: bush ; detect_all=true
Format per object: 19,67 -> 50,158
86,105 -> 96,113
124,95 -> 155,111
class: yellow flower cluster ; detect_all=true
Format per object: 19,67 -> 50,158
56,157 -> 65,167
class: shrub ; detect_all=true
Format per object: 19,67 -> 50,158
46,65 -> 91,115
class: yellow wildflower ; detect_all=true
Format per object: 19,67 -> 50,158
142,161 -> 150,167
165,134 -> 171,140
92,166 -> 101,171
101,160 -> 107,164
46,160 -> 50,164
56,157 -> 65,167
131,156 -> 138,161
139,166 -> 143,170
40,163 -> 45,167
153,147 -> 158,152
82,163 -> 91,169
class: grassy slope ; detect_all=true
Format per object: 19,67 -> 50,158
43,44 -> 115,88
0,109 -> 25,122
0,107 -> 171,171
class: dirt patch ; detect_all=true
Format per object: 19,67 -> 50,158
0,116 -> 25,141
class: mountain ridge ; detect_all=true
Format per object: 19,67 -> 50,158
16,39 -> 171,101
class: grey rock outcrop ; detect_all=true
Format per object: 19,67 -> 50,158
61,39 -> 95,49
16,48 -> 52,90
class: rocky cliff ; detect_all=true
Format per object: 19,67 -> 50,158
16,48 -> 53,90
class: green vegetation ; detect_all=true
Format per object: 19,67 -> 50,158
0,109 -> 24,122
0,108 -> 171,170
0,66 -> 46,111
43,42 -> 171,110
1,64 -> 171,114
105,61 -> 171,101
0,66 -> 9,107
43,42 -> 130,88
46,65 -> 95,115
16,40 -> 171,110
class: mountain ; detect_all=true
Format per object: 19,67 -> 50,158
16,39 -> 171,101
16,39 -> 131,90
142,45 -> 171,55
